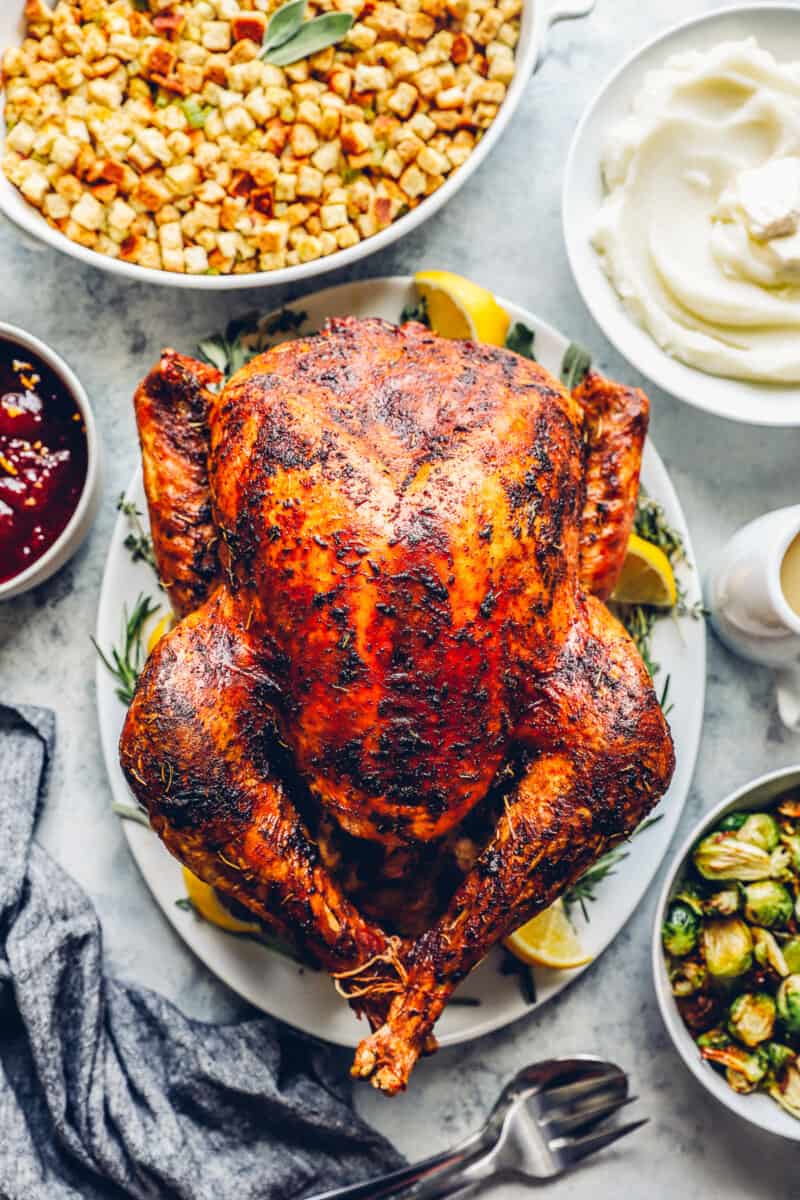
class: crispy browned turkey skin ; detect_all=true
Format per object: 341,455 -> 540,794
120,318 -> 674,1093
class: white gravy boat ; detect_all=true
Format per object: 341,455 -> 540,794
707,505 -> 800,732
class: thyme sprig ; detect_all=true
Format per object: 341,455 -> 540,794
613,491 -> 706,691
563,814 -> 663,924
93,593 -> 159,705
117,494 -> 159,577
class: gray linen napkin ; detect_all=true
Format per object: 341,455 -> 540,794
0,702 -> 402,1200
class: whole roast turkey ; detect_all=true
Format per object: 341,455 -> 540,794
120,316 -> 674,1093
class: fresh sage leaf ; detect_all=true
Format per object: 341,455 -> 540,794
197,336 -> 230,374
261,0 -> 306,54
264,11 -> 355,66
505,321 -> 536,360
560,341 -> 592,389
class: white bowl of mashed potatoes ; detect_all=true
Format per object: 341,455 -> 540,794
563,5 -> 800,426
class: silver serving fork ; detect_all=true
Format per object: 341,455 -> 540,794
308,1056 -> 646,1200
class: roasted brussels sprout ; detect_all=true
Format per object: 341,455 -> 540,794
701,1041 -> 769,1091
737,813 -> 781,853
753,927 -> 790,978
777,975 -> 800,1035
718,812 -> 748,832
727,992 -> 776,1046
703,886 -> 740,918
783,937 -> 800,975
670,960 -> 708,997
703,918 -> 753,979
697,1027 -> 731,1052
766,1042 -> 796,1080
662,900 -> 700,957
770,1062 -> 800,1118
693,832 -> 773,882
743,880 -> 793,928
675,881 -> 704,916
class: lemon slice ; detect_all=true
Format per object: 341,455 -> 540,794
182,867 -> 261,934
612,534 -> 677,608
504,898 -> 592,969
414,270 -> 511,346
147,612 -> 174,655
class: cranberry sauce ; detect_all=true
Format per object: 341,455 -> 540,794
0,339 -> 88,585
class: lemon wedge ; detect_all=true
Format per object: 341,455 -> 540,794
504,898 -> 592,969
147,612 -> 174,656
414,270 -> 511,346
612,534 -> 677,608
182,867 -> 261,934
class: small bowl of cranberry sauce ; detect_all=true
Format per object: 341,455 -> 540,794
0,324 -> 101,599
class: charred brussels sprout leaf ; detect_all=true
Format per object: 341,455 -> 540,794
693,831 -> 773,881
738,813 -> 781,853
662,899 -> 700,957
753,927 -> 791,978
783,937 -> 800,975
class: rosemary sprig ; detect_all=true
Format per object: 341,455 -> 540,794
563,814 -> 663,923
500,947 -> 537,1007
117,494 -> 159,577
614,491 -> 706,689
93,593 -> 159,705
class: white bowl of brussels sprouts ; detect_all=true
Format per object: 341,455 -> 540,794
653,766 -> 800,1141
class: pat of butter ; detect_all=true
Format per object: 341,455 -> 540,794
767,228 -> 800,277
735,157 -> 800,241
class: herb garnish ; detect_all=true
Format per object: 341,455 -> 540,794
560,341 -> 592,389
613,492 -> 706,688
260,0 -> 354,67
563,814 -> 663,923
399,295 -> 430,326
505,322 -> 536,360
500,947 -> 537,1006
117,494 -> 159,576
93,593 -> 159,705
198,308 -> 308,379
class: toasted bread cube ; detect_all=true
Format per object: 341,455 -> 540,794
290,122 -> 319,158
387,82 -> 418,117
202,21 -> 232,52
398,162 -> 426,198
44,191 -> 71,220
417,145 -> 448,175
71,190 -> 105,231
20,170 -> 50,207
166,161 -> 200,195
6,121 -> 37,156
320,202 -> 347,230
183,244 -> 209,273
223,105 -> 256,139
296,165 -> 324,198
108,197 -> 136,232
354,64 -> 392,93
